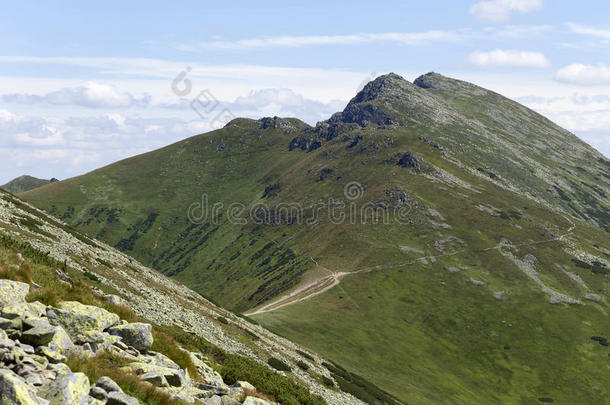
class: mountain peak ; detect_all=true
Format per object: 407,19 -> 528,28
351,72 -> 410,103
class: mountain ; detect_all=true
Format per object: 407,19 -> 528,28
0,186 -> 378,405
21,73 -> 610,404
1,175 -> 58,194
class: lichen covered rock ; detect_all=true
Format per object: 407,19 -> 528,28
0,369 -> 47,404
0,280 -> 30,308
107,322 -> 153,351
46,301 -> 120,344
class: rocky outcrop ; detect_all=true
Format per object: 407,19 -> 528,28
0,282 -> 276,405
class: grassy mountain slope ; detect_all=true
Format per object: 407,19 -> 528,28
0,188 -> 373,405
21,73 -> 610,404
2,175 -> 57,194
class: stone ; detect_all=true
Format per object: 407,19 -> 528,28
89,386 -> 107,400
206,396 -> 223,405
2,302 -> 47,320
0,280 -> 29,308
37,346 -> 66,364
107,322 -> 153,352
0,369 -> 47,404
234,381 -> 256,391
47,325 -> 74,353
105,294 -> 127,306
20,324 -> 57,346
106,391 -> 139,405
243,397 -> 273,405
198,383 -> 229,396
0,316 -> 22,332
18,343 -> 35,354
187,350 -> 225,387
95,376 -> 122,393
44,372 -> 90,405
46,301 -> 120,344
139,371 -> 168,387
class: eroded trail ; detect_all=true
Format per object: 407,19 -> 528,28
245,216 -> 576,316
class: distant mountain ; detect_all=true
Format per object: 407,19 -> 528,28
22,73 -> 610,404
2,175 -> 58,194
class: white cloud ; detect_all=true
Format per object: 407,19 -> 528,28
470,0 -> 543,22
555,64 -> 610,86
2,82 -> 150,108
567,23 -> 610,40
174,30 -> 460,51
468,49 -> 550,68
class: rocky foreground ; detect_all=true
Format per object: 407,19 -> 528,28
0,279 -> 273,404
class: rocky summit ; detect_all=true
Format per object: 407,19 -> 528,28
14,72 -> 610,404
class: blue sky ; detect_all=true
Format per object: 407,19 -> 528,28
1,0 -> 609,183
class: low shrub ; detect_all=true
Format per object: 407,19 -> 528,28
296,349 -> 315,361
296,360 -> 310,371
267,357 -> 291,372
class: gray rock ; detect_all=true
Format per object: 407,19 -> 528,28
105,294 -> 127,306
106,391 -> 139,405
46,301 -> 120,344
0,280 -> 29,308
2,302 -> 46,320
206,395 -> 223,405
95,376 -> 122,393
0,369 -> 47,404
198,382 -> 229,396
20,324 -> 57,346
43,372 -> 90,405
234,380 -> 256,391
89,386 -> 107,400
107,323 -> 153,352
139,371 -> 168,387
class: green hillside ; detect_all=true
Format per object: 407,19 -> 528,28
2,174 -> 57,194
22,73 -> 610,404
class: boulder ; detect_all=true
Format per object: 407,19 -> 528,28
123,362 -> 185,388
0,369 -> 47,404
20,324 -> 56,346
37,346 -> 66,364
0,280 -> 29,308
187,351 -> 225,387
47,325 -> 74,353
107,322 -> 153,351
46,301 -> 120,344
89,386 -> 107,400
105,294 -> 127,306
2,302 -> 47,320
205,396 -> 223,405
44,372 -> 90,405
106,391 -> 139,405
234,380 -> 256,391
95,376 -> 122,393
139,370 -> 169,387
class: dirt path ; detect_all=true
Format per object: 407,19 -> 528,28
245,216 -> 576,316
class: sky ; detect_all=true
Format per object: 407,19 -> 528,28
1,0 -> 609,183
